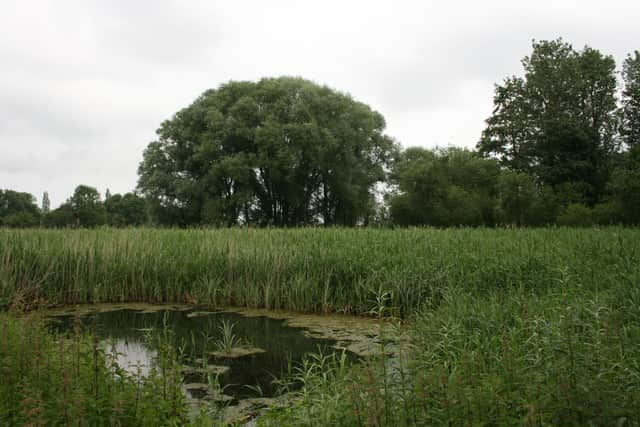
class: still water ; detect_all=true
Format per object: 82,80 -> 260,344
46,305 -> 354,403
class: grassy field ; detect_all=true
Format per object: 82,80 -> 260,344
2,227 -> 640,425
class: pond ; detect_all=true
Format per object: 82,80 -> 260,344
45,304 -> 386,420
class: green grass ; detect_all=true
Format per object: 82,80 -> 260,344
1,227 -> 638,315
2,227 -> 640,425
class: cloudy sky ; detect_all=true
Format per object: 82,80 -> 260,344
2,0 -> 639,207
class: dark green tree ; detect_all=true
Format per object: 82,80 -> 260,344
496,171 -> 537,226
43,204 -> 76,228
388,147 -> 500,226
138,77 -> 397,226
43,204 -> 74,228
0,189 -> 40,227
621,51 -> 640,148
606,146 -> 640,224
478,39 -> 618,205
104,192 -> 147,226
67,185 -> 106,227
495,171 -> 559,226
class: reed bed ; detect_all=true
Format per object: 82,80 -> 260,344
1,227 -> 638,315
2,227 -> 640,425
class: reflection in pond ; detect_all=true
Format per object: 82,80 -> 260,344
47,306 -> 356,405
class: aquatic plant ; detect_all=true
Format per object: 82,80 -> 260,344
215,320 -> 242,351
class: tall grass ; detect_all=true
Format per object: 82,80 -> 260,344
261,278 -> 640,426
0,313 -> 193,426
1,228 -> 639,315
3,227 -> 640,425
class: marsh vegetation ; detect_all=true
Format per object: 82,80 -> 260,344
1,228 -> 640,425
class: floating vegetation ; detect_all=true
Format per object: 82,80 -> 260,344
209,346 -> 267,359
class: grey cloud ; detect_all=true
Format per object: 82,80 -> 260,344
1,0 -> 640,207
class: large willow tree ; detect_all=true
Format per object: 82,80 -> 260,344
138,77 -> 397,226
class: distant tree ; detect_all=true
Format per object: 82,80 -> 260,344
478,39 -> 618,205
388,147 -> 500,226
105,188 -> 112,200
41,191 -> 50,214
67,185 -> 106,227
496,171 -> 537,226
43,204 -> 76,228
495,171 -> 559,226
557,203 -> 595,227
2,212 -> 40,227
104,192 -> 147,226
607,146 -> 640,224
0,189 -> 40,227
621,51 -> 640,148
138,77 -> 397,227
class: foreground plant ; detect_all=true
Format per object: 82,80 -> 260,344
260,281 -> 640,426
0,313 -> 218,426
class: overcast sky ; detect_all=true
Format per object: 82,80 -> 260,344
1,1 -> 639,207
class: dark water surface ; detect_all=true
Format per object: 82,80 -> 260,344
47,306 -> 351,401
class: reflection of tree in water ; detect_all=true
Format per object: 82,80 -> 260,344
48,309 -> 349,399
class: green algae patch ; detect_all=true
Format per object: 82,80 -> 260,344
209,346 -> 266,359
182,364 -> 230,375
186,310 -> 218,318
219,307 -> 396,358
43,303 -> 193,317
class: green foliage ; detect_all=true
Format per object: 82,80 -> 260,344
496,170 -> 538,226
557,203 -> 595,226
215,320 -> 242,351
622,51 -> 640,148
2,228 -> 640,425
68,185 -> 106,227
104,192 -> 147,226
1,212 -> 40,228
479,39 -> 618,204
606,146 -> 640,225
137,76 -> 398,227
1,228 -> 639,316
388,147 -> 500,226
43,203 -> 76,228
263,284 -> 640,426
0,314 -> 191,426
0,189 -> 40,228
592,201 -> 624,225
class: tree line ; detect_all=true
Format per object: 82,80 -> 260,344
2,39 -> 639,228
0,187 -> 146,228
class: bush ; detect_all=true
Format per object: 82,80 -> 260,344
593,201 -> 624,225
557,203 -> 594,226
1,212 -> 39,228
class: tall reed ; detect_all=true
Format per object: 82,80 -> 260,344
1,227 -> 639,316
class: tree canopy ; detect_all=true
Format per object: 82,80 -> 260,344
0,189 -> 40,227
388,147 -> 500,226
478,39 -> 618,205
622,51 -> 640,148
5,41 -> 640,229
137,77 -> 397,227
